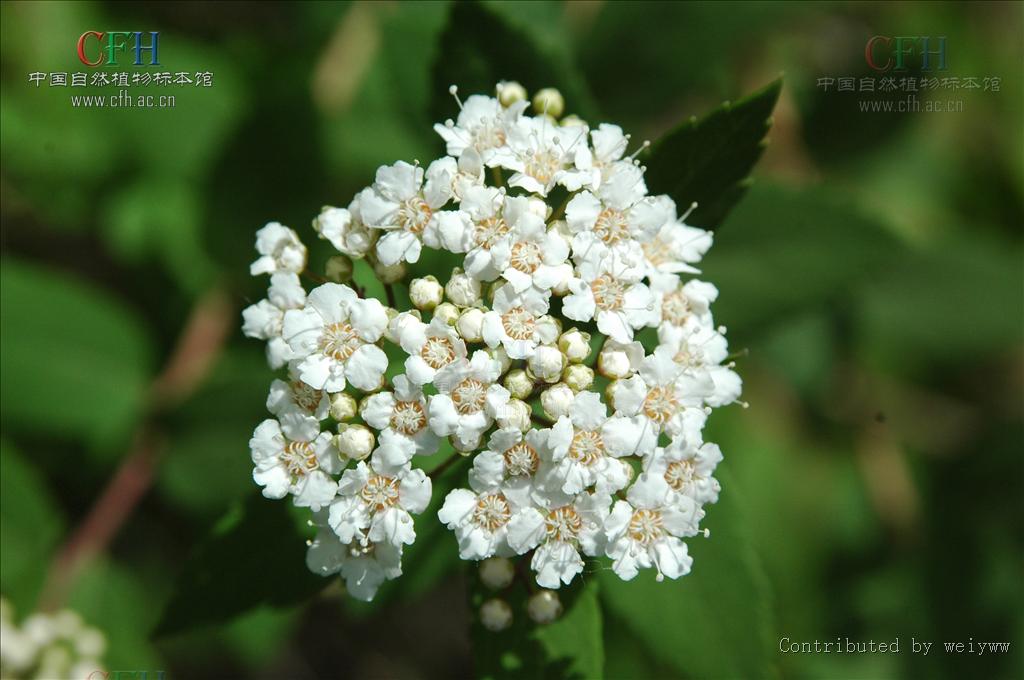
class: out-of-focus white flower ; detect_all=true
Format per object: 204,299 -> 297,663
527,590 -> 563,623
479,598 -> 513,631
313,200 -> 376,259
658,319 -> 742,406
306,513 -> 403,602
649,274 -> 718,330
242,272 -> 307,369
251,221 -> 307,275
479,557 -> 515,590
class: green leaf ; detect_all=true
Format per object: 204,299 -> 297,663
472,579 -> 604,680
0,258 -> 153,453
0,438 -> 64,612
153,493 -> 323,638
599,466 -> 776,679
430,1 -> 597,124
645,78 -> 782,229
701,183 -> 903,340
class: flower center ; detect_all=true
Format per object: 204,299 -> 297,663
642,236 -> 671,267
452,378 -> 488,415
509,241 -> 542,274
290,380 -> 322,413
594,208 -> 630,246
545,505 -> 583,543
281,440 -> 318,478
524,148 -> 563,185
501,306 -> 536,340
473,215 -> 511,249
665,460 -> 698,492
590,274 -> 626,312
359,474 -> 400,512
503,442 -> 539,477
674,346 -> 702,368
569,429 -> 604,466
390,400 -> 426,436
662,290 -> 690,326
397,196 -> 432,234
472,492 -> 511,532
627,508 -> 664,545
320,322 -> 362,362
642,386 -> 679,426
471,120 -> 506,152
420,336 -> 457,369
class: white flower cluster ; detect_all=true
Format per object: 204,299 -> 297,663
243,82 -> 742,603
0,598 -> 106,680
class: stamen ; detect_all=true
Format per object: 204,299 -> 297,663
449,84 -> 463,110
628,139 -> 651,160
680,201 -> 699,222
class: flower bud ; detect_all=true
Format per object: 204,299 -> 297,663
324,255 -> 353,283
527,345 -> 564,383
373,259 -> 406,284
564,364 -> 594,392
335,424 -> 375,461
445,269 -> 481,307
479,557 -> 515,590
329,392 -> 358,421
489,346 -> 512,374
598,341 -> 644,379
527,590 -> 563,624
480,598 -> 513,632
503,369 -> 534,400
540,383 -> 574,420
560,114 -> 587,128
386,309 -> 420,344
456,307 -> 485,342
496,80 -> 527,107
558,328 -> 591,363
532,88 -> 564,118
433,302 -> 460,326
496,399 -> 531,432
451,431 -> 482,454
409,275 -> 444,311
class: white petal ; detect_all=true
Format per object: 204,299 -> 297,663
507,508 -> 546,554
345,344 -> 388,391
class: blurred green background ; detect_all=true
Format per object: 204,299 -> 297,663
1,1 -> 1021,678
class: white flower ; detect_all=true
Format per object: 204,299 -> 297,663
469,427 -> 547,507
249,414 -> 340,510
360,374 -> 440,465
242,272 -> 306,369
396,315 -> 468,386
650,274 -> 718,330
357,159 -> 458,265
460,188 -> 535,281
434,94 -> 525,163
266,373 -> 330,421
658,320 -> 742,406
428,350 -> 510,444
438,466 -> 519,560
491,115 -> 591,196
573,123 -> 629,189
250,221 -> 307,275
306,513 -> 403,602
563,254 -> 655,343
328,452 -> 432,548
605,473 -> 703,581
282,283 -> 389,392
540,391 -> 633,495
507,487 -> 609,589
566,162 -> 658,266
638,197 -> 712,276
482,285 -> 557,360
500,215 -> 572,294
313,199 -> 376,259
608,346 -> 711,456
649,439 -> 723,506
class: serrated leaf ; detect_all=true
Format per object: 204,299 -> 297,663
0,258 -> 153,454
472,579 -> 604,680
599,466 -> 775,679
153,493 -> 323,638
645,78 -> 782,228
430,1 -> 596,125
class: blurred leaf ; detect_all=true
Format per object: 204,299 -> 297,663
855,231 -> 1023,374
645,78 -> 781,229
0,438 -> 64,612
599,466 -> 775,679
702,183 -> 902,339
0,258 -> 153,452
153,493 -> 322,638
430,0 -> 596,124
69,558 -> 163,672
472,579 -> 603,680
